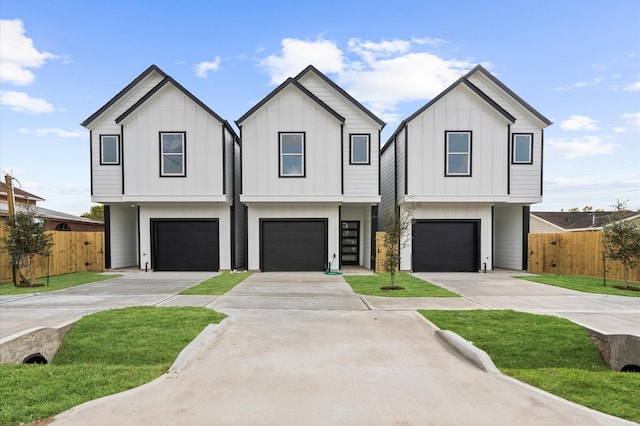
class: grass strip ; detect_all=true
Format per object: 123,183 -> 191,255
179,271 -> 252,295
0,272 -> 121,295
344,272 -> 458,297
517,273 -> 640,297
0,306 -> 225,425
420,309 -> 639,423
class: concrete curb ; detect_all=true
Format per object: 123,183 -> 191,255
168,318 -> 230,373
0,318 -> 79,364
434,329 -> 501,374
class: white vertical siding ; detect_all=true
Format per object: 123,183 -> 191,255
246,203 -> 339,271
107,203 -> 138,268
90,72 -> 165,198
241,86 -> 342,198
120,85 -> 226,198
493,203 -> 524,270
406,85 -> 509,200
395,129 -> 406,201
379,141 -> 396,231
400,202 -> 493,271
138,203 -> 232,270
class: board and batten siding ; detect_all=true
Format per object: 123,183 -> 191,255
246,203 -> 340,271
119,84 -> 228,200
493,203 -> 525,270
90,72 -> 166,199
400,202 -> 493,271
406,84 -> 509,201
107,203 -> 138,268
241,86 -> 342,199
138,203 -> 232,270
467,73 -> 543,200
297,73 -> 381,199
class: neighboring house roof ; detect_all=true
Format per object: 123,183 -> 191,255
236,77 -> 346,125
294,65 -> 386,128
531,211 -> 640,231
81,64 -> 168,128
0,202 -> 103,226
0,181 -> 45,203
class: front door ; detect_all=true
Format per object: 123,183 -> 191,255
341,221 -> 360,265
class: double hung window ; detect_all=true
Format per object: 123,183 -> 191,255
445,131 -> 472,176
279,132 -> 305,177
160,132 -> 186,177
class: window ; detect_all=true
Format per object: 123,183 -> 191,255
160,132 -> 186,177
445,131 -> 472,176
100,135 -> 120,165
512,133 -> 533,164
279,132 -> 305,177
350,134 -> 370,165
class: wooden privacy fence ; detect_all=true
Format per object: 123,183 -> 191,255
375,231 -> 388,273
528,231 -> 639,283
0,230 -> 105,283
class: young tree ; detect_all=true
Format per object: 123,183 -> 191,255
1,206 -> 53,286
381,206 -> 413,289
602,200 -> 640,286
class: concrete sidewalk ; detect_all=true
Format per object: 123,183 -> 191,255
47,272 -> 634,426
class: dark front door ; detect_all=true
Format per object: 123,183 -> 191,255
261,219 -> 327,271
412,220 -> 479,272
152,219 -> 219,271
341,221 -> 359,265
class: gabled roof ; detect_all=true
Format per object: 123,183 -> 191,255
0,202 -> 103,225
531,211 -> 640,230
81,64 -> 167,128
236,77 -> 345,125
114,76 -> 238,138
0,181 -> 45,202
294,65 -> 386,128
382,74 -> 516,153
466,65 -> 552,126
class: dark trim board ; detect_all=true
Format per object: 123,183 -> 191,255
259,218 -> 328,271
412,219 -> 480,272
522,205 -> 530,270
103,205 -> 111,269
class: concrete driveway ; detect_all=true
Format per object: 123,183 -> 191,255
44,272 -> 633,426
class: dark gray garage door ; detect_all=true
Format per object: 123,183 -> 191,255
412,220 -> 479,272
261,219 -> 327,271
152,219 -> 219,271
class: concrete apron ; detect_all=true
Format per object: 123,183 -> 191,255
51,272 -> 631,426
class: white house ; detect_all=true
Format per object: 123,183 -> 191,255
380,65 -> 552,272
236,65 -> 385,271
82,65 -> 243,271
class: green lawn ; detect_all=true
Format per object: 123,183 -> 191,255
0,272 -> 121,295
179,271 -> 252,295
517,273 -> 640,297
421,310 -> 640,423
0,306 -> 226,426
344,272 -> 459,297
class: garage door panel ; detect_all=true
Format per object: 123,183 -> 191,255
153,220 -> 219,271
412,221 -> 478,272
261,220 -> 327,271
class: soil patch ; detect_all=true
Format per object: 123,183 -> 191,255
380,286 -> 405,291
613,285 -> 640,292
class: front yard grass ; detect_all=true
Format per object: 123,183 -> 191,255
179,271 -> 252,295
421,310 -> 640,423
344,272 -> 459,297
0,272 -> 121,295
517,273 -> 640,297
0,306 -> 226,426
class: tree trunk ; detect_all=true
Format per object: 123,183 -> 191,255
29,255 -> 35,286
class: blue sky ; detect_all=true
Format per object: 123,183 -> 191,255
1,0 -> 638,215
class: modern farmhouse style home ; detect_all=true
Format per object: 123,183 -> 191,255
380,65 -> 552,272
82,65 -> 243,271
236,65 -> 385,271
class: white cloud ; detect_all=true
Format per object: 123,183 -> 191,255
195,57 -> 221,78
623,75 -> 640,91
412,36 -> 448,46
259,38 -> 345,84
258,36 -> 477,123
0,90 -> 54,113
560,115 -> 599,131
622,112 -> 640,129
17,127 -> 86,138
546,136 -> 616,159
0,19 -> 57,86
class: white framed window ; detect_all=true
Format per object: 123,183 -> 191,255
279,132 -> 305,177
445,131 -> 472,176
100,135 -> 120,165
512,133 -> 533,164
160,132 -> 186,177
350,134 -> 370,165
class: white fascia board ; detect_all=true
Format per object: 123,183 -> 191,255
240,194 -> 344,203
122,195 -> 231,203
342,195 -> 381,204
399,195 -> 510,203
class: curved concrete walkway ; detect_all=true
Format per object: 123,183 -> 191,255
40,272 -> 634,425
